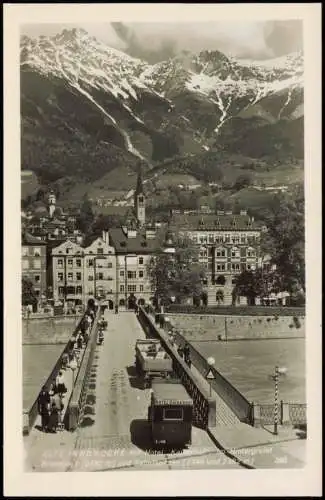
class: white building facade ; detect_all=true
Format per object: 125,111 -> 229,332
52,237 -> 117,308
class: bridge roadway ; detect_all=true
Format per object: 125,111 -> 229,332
24,309 -> 242,471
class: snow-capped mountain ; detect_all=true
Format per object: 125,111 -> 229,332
20,28 -> 304,185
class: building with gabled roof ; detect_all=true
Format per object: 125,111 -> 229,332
51,237 -> 117,308
103,224 -> 162,309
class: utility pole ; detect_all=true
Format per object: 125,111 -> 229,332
94,257 -> 96,302
224,316 -> 228,341
115,252 -> 119,310
64,254 -> 67,310
124,255 -> 128,308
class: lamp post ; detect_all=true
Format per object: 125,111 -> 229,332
207,356 -> 215,397
274,365 -> 279,435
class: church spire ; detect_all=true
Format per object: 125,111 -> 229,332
135,167 -> 144,196
134,167 -> 145,226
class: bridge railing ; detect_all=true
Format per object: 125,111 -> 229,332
154,312 -> 253,424
66,307 -> 101,431
139,307 -> 216,429
23,314 -> 85,435
173,328 -> 252,424
251,402 -> 307,427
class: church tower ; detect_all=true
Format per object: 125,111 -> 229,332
134,168 -> 145,226
48,190 -> 56,218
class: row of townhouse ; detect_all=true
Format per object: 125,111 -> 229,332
51,226 -> 160,309
22,207 -> 265,308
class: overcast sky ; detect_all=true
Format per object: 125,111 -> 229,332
21,21 -> 303,62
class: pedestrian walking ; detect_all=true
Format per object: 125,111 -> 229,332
177,345 -> 184,358
51,392 -> 64,431
38,386 -> 50,432
49,381 -> 56,399
56,371 -> 67,398
48,402 -> 59,433
77,335 -> 83,350
183,343 -> 191,367
183,343 -> 190,360
61,352 -> 69,370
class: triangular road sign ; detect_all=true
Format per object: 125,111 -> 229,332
205,368 -> 215,380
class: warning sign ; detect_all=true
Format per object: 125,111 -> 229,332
205,369 -> 215,380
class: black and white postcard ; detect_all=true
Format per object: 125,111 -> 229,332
3,3 -> 322,497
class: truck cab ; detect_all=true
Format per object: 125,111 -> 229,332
148,378 -> 193,449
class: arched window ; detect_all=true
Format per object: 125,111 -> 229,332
215,275 -> 226,285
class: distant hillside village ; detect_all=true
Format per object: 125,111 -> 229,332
22,169 -> 295,315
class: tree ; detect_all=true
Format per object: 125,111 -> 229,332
83,213 -> 126,245
147,233 -> 206,307
232,269 -> 265,306
261,185 -> 305,292
233,173 -> 253,191
22,277 -> 38,307
76,193 -> 95,234
35,188 -> 45,202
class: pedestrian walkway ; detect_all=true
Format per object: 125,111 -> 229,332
24,345 -> 86,472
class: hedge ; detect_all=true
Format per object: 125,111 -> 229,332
165,305 -> 305,317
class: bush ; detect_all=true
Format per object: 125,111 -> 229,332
165,304 -> 305,316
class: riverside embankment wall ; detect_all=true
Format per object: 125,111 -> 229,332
168,314 -> 305,341
23,316 -> 82,345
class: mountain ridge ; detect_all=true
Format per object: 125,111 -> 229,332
20,28 -> 304,195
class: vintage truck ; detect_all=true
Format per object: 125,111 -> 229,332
135,339 -> 173,388
148,378 -> 193,448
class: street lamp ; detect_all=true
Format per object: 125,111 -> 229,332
207,356 -> 215,397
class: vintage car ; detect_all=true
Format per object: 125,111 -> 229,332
148,378 -> 193,448
135,339 -> 173,388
